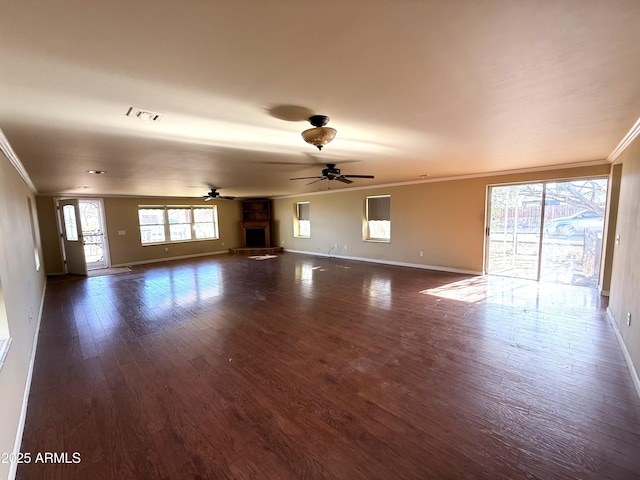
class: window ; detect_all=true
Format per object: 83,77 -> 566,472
193,207 -> 218,239
168,208 -> 192,241
294,202 -> 310,238
138,205 -> 218,245
139,208 -> 166,244
365,195 -> 391,241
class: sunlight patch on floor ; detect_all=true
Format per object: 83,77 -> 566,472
419,277 -> 489,303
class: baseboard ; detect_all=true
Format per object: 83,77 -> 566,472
111,249 -> 229,268
606,307 -> 640,400
283,249 -> 482,276
9,283 -> 47,480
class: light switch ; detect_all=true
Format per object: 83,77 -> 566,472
118,230 -> 126,236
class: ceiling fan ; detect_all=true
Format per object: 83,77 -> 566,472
290,163 -> 375,185
203,188 -> 235,201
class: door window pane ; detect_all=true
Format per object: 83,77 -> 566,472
540,179 -> 608,286
63,204 -> 79,241
486,184 -> 542,280
79,200 -> 106,267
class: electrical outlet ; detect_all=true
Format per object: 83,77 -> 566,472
344,245 -> 348,250
334,244 -> 338,249
164,247 -> 169,253
419,251 -> 424,257
627,312 -> 632,326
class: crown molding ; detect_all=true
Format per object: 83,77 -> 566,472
608,116 -> 640,164
0,128 -> 37,193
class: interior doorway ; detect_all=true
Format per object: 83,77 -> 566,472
485,178 -> 608,287
57,198 -> 110,273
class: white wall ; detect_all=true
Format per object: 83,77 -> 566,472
0,147 -> 47,480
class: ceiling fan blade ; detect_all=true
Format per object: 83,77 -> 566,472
306,178 -> 326,185
342,174 -> 375,179
204,196 -> 213,201
220,196 -> 236,200
290,176 -> 324,181
261,161 -> 315,166
335,177 -> 354,184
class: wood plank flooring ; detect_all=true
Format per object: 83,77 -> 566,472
17,253 -> 640,479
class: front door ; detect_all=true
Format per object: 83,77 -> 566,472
59,199 -> 87,275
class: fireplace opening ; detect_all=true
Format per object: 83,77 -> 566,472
245,228 -> 267,248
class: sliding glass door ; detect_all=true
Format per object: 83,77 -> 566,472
486,183 -> 543,280
539,180 -> 608,287
486,179 -> 608,286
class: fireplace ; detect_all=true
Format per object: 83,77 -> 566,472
231,200 -> 282,255
241,221 -> 270,248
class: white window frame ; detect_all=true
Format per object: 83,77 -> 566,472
138,207 -> 167,244
364,195 -> 391,242
294,202 -> 311,238
167,207 -> 193,242
193,207 -> 220,240
138,205 -> 219,245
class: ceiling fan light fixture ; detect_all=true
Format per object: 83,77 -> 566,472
301,115 -> 337,150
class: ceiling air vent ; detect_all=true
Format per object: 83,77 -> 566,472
126,106 -> 164,122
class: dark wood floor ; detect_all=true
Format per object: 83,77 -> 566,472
18,253 -> 640,479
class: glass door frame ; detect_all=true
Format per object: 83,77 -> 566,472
484,176 -> 609,284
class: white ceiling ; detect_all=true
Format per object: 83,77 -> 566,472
1,0 -> 639,199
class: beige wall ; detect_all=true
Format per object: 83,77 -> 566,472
37,196 -> 243,272
608,137 -> 640,387
35,196 -> 63,274
0,150 -> 47,480
274,164 -> 611,274
104,197 -> 242,266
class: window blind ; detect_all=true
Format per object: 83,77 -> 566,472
297,202 -> 310,220
367,196 -> 390,221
